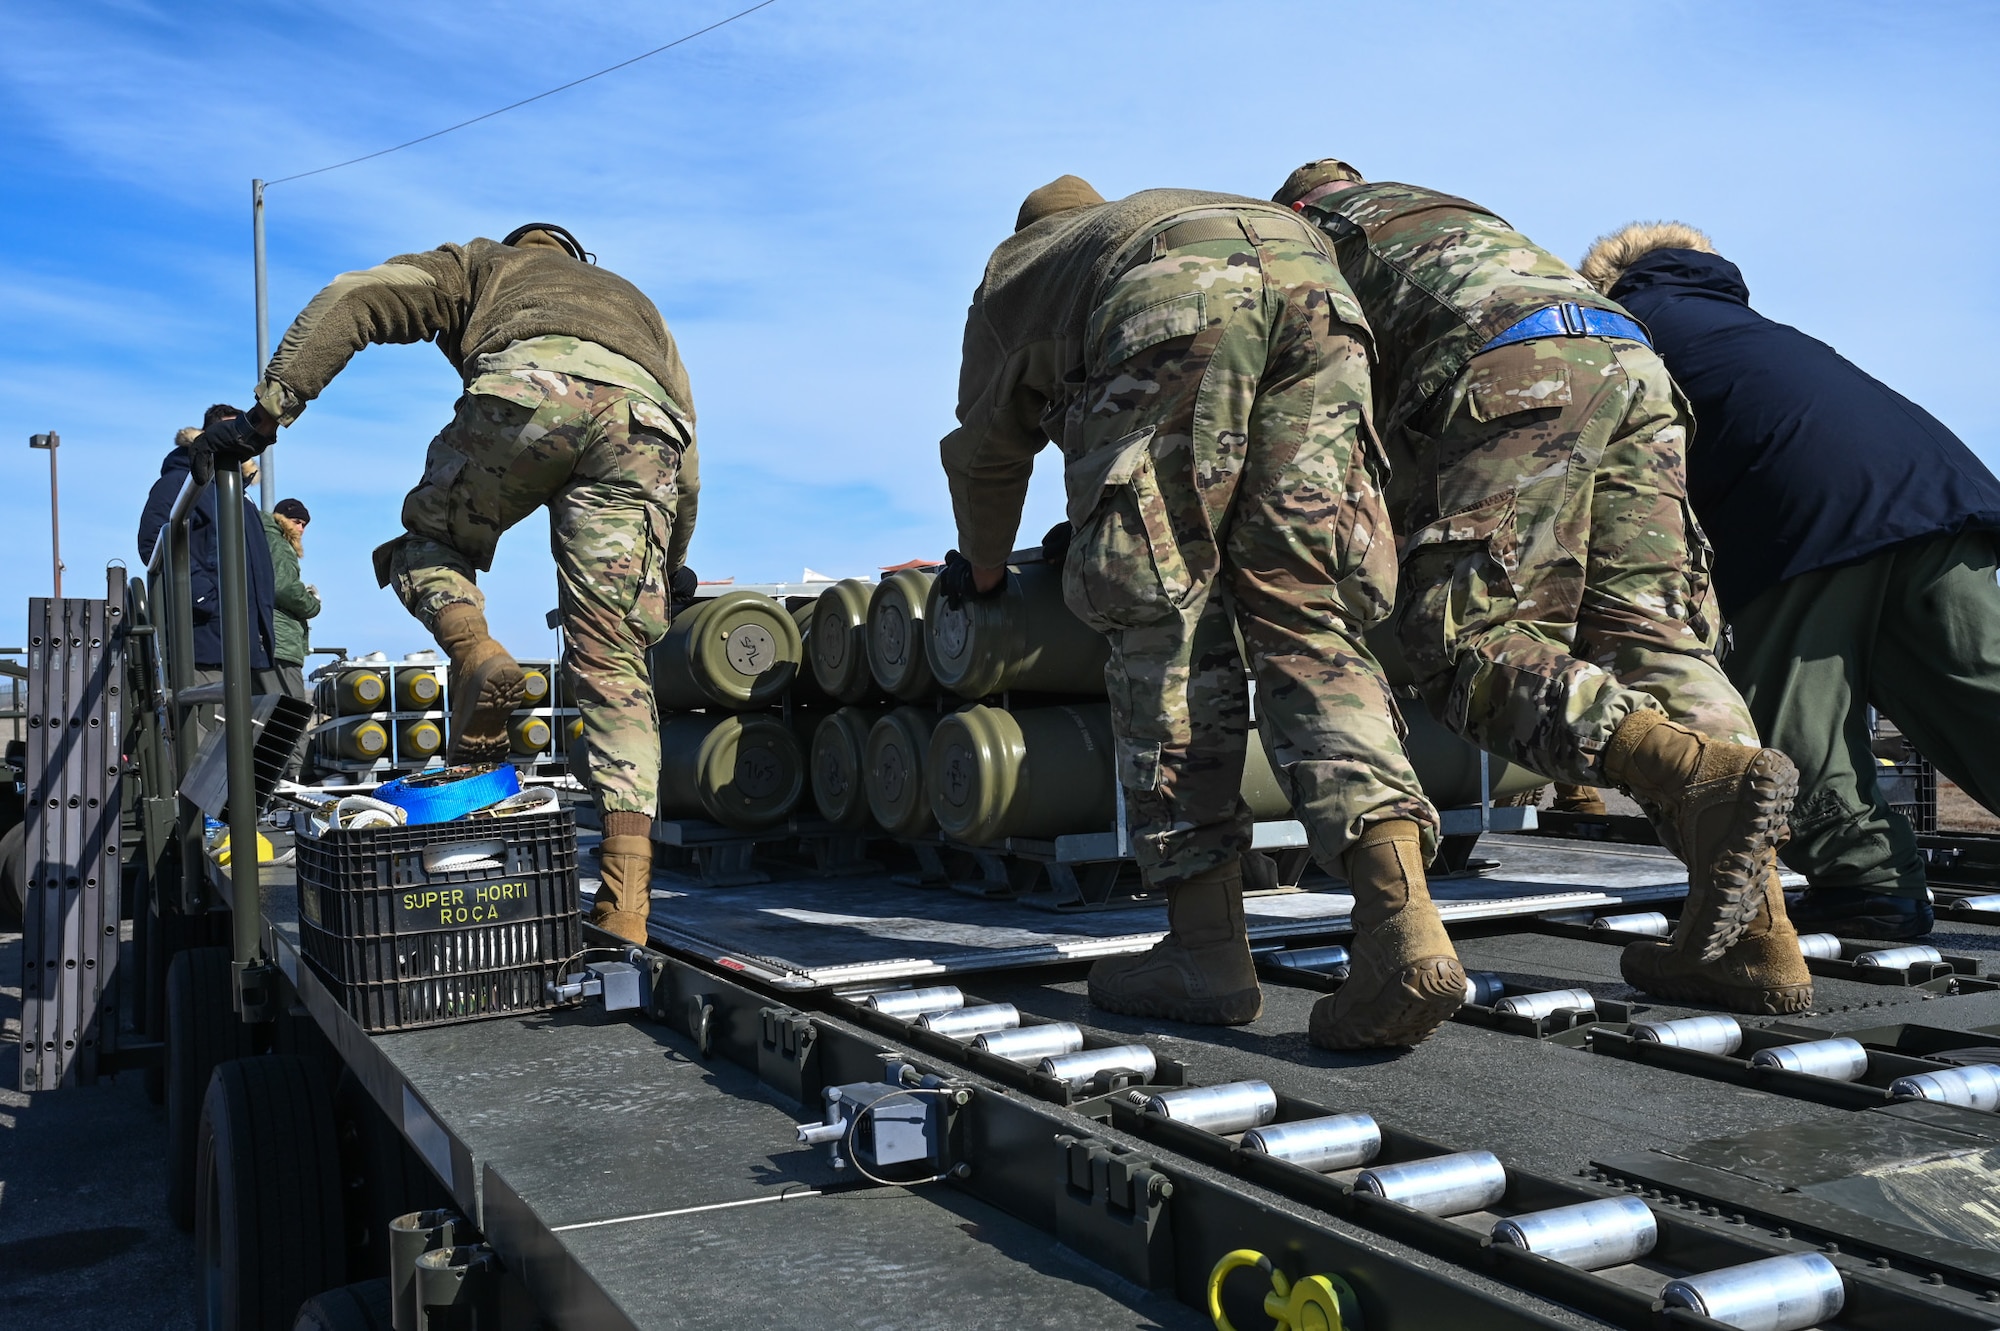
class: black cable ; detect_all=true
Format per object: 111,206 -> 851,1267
266,0 -> 781,186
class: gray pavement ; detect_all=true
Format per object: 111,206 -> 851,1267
0,927 -> 194,1330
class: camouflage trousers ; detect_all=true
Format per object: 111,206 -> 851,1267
1059,210 -> 1437,888
374,370 -> 684,815
1388,336 -> 1758,787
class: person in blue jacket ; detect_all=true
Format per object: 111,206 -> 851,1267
1581,224 -> 2000,939
137,405 -> 281,737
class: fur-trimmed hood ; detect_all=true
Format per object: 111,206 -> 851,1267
1577,221 -> 1714,293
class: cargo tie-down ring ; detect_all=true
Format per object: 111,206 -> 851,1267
1207,1248 -> 1359,1331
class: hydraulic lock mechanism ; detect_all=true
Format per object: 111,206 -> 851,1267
795,1056 -> 970,1185
546,959 -> 644,1011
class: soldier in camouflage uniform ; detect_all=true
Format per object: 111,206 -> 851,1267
941,176 -> 1465,1050
214,224 -> 696,945
1274,160 -> 1810,1014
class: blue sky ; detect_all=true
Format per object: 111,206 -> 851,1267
3,1 -> 1997,660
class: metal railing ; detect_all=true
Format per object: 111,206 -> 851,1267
144,464 -> 267,1016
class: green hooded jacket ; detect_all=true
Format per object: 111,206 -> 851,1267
262,512 -> 319,667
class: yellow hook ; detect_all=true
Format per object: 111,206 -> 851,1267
1208,1249 -> 1357,1331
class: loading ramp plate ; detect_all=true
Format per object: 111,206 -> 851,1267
631,834 -> 1696,991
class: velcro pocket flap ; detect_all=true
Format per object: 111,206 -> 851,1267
1406,490 -> 1517,553
1465,343 -> 1573,422
464,369 -> 548,412
1064,426 -> 1158,528
628,396 -> 689,447
1093,292 -> 1206,370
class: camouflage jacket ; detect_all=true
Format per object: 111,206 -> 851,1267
1296,182 -> 1620,434
942,189 -> 1316,566
257,239 -> 693,443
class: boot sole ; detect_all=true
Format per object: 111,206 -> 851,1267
1685,751 -> 1799,963
1619,970 -> 1814,1016
1309,958 -> 1467,1051
1086,980 -> 1263,1027
448,656 -> 527,764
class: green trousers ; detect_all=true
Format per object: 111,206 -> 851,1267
1726,528 -> 2000,896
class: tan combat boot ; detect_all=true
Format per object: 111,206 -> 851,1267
1621,862 -> 1813,1014
433,603 -> 526,763
590,812 -> 655,946
1088,860 -> 1262,1025
1551,783 -> 1608,816
1603,710 -> 1798,963
1310,820 -> 1466,1050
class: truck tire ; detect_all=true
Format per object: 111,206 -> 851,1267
196,1055 -> 347,1331
292,1279 -> 393,1331
334,1071 -> 452,1279
0,820 -> 24,929
166,946 -> 256,1230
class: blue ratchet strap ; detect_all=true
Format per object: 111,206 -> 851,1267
1478,300 -> 1651,353
374,763 -> 522,825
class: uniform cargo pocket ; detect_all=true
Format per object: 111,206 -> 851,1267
1464,342 -> 1573,422
1062,427 -> 1191,633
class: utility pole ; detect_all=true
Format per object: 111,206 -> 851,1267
27,432 -> 62,598
252,178 -> 273,514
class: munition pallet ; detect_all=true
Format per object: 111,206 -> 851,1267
306,654 -> 580,779
648,814 -> 879,888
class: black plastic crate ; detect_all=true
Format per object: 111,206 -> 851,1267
1880,757 -> 1939,835
294,808 -> 582,1032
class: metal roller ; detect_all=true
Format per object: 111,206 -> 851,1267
1267,945 -> 1351,974
1659,1252 -> 1845,1331
1750,1037 -> 1870,1081
1492,988 -> 1596,1020
1794,933 -> 1844,960
1632,1015 -> 1743,1055
1239,1113 -> 1381,1172
1890,1063 -> 2000,1111
1853,944 -> 1944,970
1142,1082 -> 1279,1135
971,1023 -> 1085,1064
1490,1195 -> 1657,1271
1590,911 -> 1672,936
914,1003 -> 1020,1038
1956,894 -> 2000,914
1355,1150 -> 1508,1217
863,986 -> 964,1019
1036,1045 -> 1158,1086
1462,972 -> 1505,1006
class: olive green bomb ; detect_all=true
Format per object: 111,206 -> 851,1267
810,578 -> 889,705
867,571 -> 939,702
657,712 -> 805,830
865,706 -> 944,837
652,590 -> 802,711
925,560 -> 1109,699
811,706 -> 889,830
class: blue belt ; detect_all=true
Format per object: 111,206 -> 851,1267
1478,301 -> 1651,353
374,763 -> 522,825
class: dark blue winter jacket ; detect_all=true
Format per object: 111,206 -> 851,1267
137,448 -> 276,670
1610,249 -> 2000,616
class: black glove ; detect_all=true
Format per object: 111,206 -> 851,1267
936,549 -> 1006,610
1040,520 -> 1073,567
190,412 -> 272,487
669,565 -> 699,605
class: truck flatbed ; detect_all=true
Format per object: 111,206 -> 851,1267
209,827 -> 2000,1330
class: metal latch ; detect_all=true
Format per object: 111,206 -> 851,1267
796,1056 -> 969,1184
546,960 -> 643,1012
